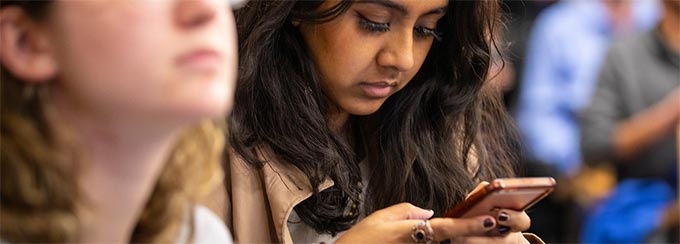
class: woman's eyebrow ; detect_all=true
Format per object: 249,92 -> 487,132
423,6 -> 447,17
357,0 -> 408,15
356,0 -> 447,17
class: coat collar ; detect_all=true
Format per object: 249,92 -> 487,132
257,148 -> 334,243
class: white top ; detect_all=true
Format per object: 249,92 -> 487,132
177,205 -> 233,244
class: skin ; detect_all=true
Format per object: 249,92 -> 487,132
299,0 -> 446,131
298,1 -> 531,242
602,0 -> 632,32
337,184 -> 532,243
0,0 -> 237,242
46,0 -> 237,127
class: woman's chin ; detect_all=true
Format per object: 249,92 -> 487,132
347,105 -> 383,116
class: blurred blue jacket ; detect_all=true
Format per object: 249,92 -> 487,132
581,179 -> 675,243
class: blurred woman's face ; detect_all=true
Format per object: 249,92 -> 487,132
299,0 -> 447,116
46,0 -> 237,125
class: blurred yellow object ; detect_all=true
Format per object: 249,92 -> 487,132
562,164 -> 617,209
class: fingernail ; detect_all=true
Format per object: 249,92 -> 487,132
483,218 -> 494,228
498,212 -> 509,222
498,225 -> 510,234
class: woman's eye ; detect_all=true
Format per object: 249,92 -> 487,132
414,26 -> 442,41
358,15 -> 390,33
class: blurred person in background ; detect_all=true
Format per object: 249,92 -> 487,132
0,0 -> 237,242
514,0 -> 659,242
517,0 -> 659,182
579,0 -> 679,242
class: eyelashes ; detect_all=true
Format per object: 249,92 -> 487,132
358,15 -> 390,33
414,26 -> 442,41
357,14 -> 442,41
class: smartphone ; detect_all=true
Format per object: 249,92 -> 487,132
443,177 -> 556,218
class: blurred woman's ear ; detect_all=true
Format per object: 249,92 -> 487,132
0,6 -> 57,83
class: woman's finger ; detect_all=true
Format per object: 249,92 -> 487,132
428,215 -> 497,241
494,209 -> 531,234
369,202 -> 435,221
381,216 -> 497,243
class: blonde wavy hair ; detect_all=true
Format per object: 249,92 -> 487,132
0,2 -> 225,243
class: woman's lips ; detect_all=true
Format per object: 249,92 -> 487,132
359,81 -> 396,98
176,48 -> 222,72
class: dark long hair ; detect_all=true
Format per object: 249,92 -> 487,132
231,0 -> 519,235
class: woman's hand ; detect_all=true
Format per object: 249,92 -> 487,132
445,208 -> 531,243
465,182 -> 532,236
335,202 -> 532,243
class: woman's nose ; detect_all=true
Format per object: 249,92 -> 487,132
377,31 -> 415,73
175,0 -> 224,29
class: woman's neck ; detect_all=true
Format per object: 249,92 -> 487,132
50,95 -> 183,243
77,123 -> 178,243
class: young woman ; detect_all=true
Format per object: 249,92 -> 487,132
0,0 -> 237,242
222,0 -> 540,243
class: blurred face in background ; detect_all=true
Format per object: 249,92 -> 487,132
2,0 -> 238,127
602,0 -> 633,31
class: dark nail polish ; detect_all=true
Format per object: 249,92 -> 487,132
498,226 -> 510,234
484,218 -> 494,228
498,212 -> 509,222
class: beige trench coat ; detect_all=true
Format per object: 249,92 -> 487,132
208,149 -> 544,244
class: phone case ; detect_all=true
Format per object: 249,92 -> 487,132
443,177 -> 556,218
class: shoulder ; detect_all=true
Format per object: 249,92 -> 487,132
225,147 -> 271,179
227,146 -> 296,177
604,31 -> 655,67
609,31 -> 653,56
